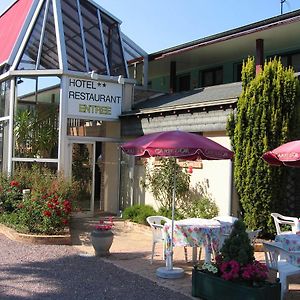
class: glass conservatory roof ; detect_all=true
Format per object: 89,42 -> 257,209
0,0 -> 146,78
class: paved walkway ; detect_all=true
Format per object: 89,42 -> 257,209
70,217 -> 300,300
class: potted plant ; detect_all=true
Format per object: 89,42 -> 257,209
192,220 -> 281,300
90,217 -> 114,256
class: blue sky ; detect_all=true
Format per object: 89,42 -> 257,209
1,0 -> 300,53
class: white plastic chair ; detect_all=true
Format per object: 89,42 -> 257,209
212,215 -> 238,224
271,213 -> 300,235
263,241 -> 300,300
246,229 -> 262,246
146,216 -> 192,264
146,216 -> 171,264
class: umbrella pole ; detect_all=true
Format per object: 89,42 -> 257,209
156,163 -> 184,279
166,172 -> 176,270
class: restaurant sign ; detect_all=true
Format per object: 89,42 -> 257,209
66,77 -> 122,120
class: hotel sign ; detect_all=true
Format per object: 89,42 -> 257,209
66,77 -> 122,120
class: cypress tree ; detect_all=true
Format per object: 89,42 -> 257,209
227,57 -> 299,236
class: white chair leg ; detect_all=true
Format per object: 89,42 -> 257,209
150,242 -> 155,264
279,272 -> 287,300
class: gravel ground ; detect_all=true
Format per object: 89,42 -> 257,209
0,234 -> 191,300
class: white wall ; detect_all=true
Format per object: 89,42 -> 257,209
142,132 -> 233,216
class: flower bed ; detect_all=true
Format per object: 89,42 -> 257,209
0,223 -> 71,245
192,220 -> 281,299
192,268 -> 280,300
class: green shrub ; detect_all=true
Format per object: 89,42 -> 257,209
123,204 -> 157,225
157,207 -> 184,220
0,166 -> 80,234
220,219 -> 254,265
178,182 -> 219,219
0,175 -> 23,213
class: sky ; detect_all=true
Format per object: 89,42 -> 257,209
1,0 -> 300,53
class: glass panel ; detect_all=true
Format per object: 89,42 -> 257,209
0,120 -> 9,172
39,0 -> 59,69
215,68 -> 223,85
13,161 -> 58,173
202,70 -> 213,87
61,0 -> 86,71
17,1 -> 47,70
79,0 -> 107,74
72,143 -> 93,211
292,53 -> 300,72
67,119 -> 120,138
15,76 -> 60,158
0,80 -> 10,117
100,12 -> 126,77
280,56 -> 288,68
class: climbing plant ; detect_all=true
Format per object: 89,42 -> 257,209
227,57 -> 299,236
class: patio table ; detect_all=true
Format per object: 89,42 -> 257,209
275,234 -> 300,267
163,218 -> 232,263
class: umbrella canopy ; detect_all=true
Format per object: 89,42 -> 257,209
121,130 -> 234,160
262,140 -> 300,167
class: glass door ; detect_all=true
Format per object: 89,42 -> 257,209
71,142 -> 95,212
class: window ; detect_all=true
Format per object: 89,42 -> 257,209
15,76 -> 60,159
201,67 -> 223,87
234,62 -> 243,82
270,52 -> 300,73
178,74 -> 190,92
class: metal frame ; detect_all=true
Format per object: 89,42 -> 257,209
36,0 -> 50,70
97,8 -> 110,75
76,0 -> 89,72
69,139 -> 96,213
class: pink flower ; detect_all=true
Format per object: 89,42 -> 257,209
220,260 -> 240,281
94,217 -> 114,231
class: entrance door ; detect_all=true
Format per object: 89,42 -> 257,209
71,142 -> 95,213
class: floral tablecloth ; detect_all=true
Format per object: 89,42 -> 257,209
275,234 -> 300,267
163,218 -> 232,262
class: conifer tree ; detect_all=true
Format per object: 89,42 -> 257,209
227,57 -> 299,235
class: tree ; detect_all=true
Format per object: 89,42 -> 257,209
227,57 -> 299,236
143,158 -> 190,212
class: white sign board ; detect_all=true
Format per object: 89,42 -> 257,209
66,77 -> 122,120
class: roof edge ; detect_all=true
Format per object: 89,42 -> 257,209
149,9 -> 300,60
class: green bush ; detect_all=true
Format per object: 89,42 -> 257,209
122,204 -> 157,225
220,219 -> 254,265
157,207 -> 184,220
0,166 -> 80,234
178,182 -> 219,219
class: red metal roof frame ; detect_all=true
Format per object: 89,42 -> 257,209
0,0 -> 34,66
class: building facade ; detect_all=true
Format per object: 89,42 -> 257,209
121,9 -> 300,216
2,2 -> 300,217
0,0 -> 143,215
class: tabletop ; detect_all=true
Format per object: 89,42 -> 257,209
275,234 -> 300,267
275,234 -> 300,252
163,218 -> 232,258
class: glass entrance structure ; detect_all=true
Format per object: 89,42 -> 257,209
0,0 -> 137,214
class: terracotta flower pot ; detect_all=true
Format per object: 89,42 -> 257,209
90,230 -> 114,256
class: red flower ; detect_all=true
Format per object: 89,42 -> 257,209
10,180 -> 20,187
47,203 -> 54,209
43,210 -> 52,217
62,219 -> 68,225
